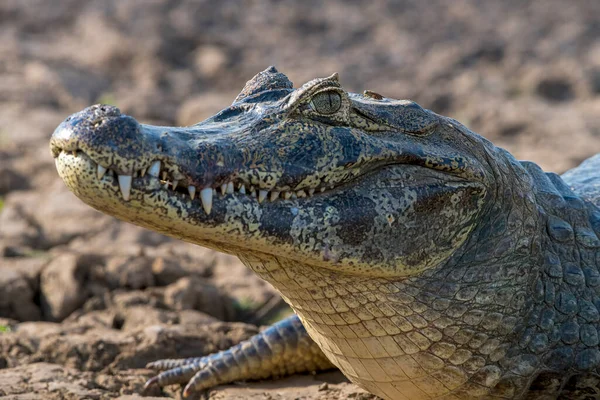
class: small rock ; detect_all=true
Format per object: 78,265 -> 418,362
151,257 -> 188,286
3,256 -> 47,292
163,276 -> 234,321
0,265 -> 40,321
105,256 -> 155,290
40,253 -> 90,321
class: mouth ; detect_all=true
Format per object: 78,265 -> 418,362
52,147 -> 333,216
52,138 -> 487,276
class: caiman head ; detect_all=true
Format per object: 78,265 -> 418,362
51,67 -> 497,278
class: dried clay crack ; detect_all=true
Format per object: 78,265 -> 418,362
57,149 -> 331,215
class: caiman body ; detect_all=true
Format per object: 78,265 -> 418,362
50,67 -> 600,399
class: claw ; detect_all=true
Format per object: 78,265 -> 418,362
141,376 -> 159,395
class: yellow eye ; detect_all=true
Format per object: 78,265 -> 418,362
311,90 -> 342,115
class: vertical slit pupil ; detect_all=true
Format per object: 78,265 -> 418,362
313,91 -> 341,115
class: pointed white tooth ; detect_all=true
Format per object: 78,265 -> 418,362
133,170 -> 138,178
284,192 -> 292,200
163,181 -> 169,189
148,161 -> 161,177
162,171 -> 168,180
140,168 -> 147,177
108,169 -> 114,177
213,188 -> 217,196
172,180 -> 178,190
270,191 -> 280,201
258,190 -> 268,203
309,188 -> 315,196
200,188 -> 213,215
239,184 -> 246,194
291,193 -> 298,199
296,190 -> 307,198
250,189 -> 257,198
188,185 -> 196,200
97,165 -> 107,179
72,151 -> 77,157
118,175 -> 132,201
226,182 -> 234,194
221,183 -> 227,195
320,187 -> 326,193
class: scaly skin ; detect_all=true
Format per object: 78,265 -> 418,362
50,67 -> 600,399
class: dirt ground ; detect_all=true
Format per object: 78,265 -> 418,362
0,1 -> 599,399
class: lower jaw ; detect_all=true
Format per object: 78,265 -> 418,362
54,151 -> 318,258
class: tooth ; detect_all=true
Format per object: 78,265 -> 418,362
97,165 -> 107,179
72,151 -> 77,157
108,169 -> 114,177
250,189 -> 257,198
291,193 -> 298,199
226,182 -> 234,194
258,190 -> 268,203
320,187 -> 326,193
200,188 -> 213,215
239,184 -> 246,194
140,168 -> 147,177
213,188 -> 217,196
309,188 -> 315,196
133,170 -> 138,178
284,192 -> 292,200
188,185 -> 196,200
148,161 -> 161,177
118,175 -> 132,201
162,171 -> 168,180
172,180 -> 178,190
163,181 -> 169,189
270,191 -> 280,201
296,190 -> 307,198
221,184 -> 227,195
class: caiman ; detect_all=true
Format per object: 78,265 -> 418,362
50,67 -> 600,399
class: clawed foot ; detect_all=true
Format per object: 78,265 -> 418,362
142,354 -> 226,397
139,315 -> 333,397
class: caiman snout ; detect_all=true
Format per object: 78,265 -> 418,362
50,104 -> 246,213
50,104 -> 142,160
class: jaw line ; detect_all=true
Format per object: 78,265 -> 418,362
53,150 -> 328,258
54,146 -> 484,278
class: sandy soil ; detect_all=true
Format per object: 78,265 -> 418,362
0,1 -> 599,399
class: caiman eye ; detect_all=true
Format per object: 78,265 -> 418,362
311,90 -> 342,115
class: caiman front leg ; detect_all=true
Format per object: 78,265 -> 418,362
143,315 -> 334,397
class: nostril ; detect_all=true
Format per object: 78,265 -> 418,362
88,104 -> 122,118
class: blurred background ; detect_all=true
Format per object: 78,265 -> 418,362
0,1 -> 599,398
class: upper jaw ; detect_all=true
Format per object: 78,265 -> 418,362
50,105 -> 333,215
53,147 -> 332,216
49,105 -> 356,215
